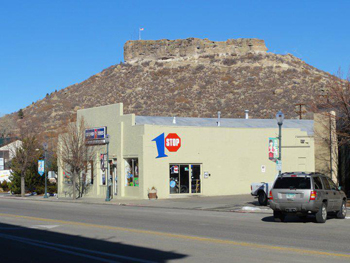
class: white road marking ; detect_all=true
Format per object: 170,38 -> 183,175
31,225 -> 60,229
0,233 -> 156,263
345,217 -> 350,219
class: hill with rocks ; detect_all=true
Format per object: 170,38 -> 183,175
0,38 -> 340,140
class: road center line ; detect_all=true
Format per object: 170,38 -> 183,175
1,212 -> 350,259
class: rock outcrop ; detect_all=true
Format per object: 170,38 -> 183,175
0,38 -> 342,141
124,38 -> 267,63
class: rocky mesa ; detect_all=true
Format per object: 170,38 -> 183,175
0,38 -> 340,139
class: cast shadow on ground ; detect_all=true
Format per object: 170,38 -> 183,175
261,214 -> 337,224
0,222 -> 187,263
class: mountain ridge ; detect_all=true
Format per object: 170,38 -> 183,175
0,38 -> 340,140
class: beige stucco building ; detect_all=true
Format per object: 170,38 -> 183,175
58,103 -> 325,200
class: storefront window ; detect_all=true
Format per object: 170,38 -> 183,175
125,158 -> 139,187
170,164 -> 201,194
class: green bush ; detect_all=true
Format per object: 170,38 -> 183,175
0,181 -> 9,191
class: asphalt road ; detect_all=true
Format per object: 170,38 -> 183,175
0,198 -> 349,263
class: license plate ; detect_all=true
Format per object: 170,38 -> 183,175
286,193 -> 296,199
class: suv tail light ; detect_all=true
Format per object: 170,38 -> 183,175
269,190 -> 273,200
310,191 -> 317,201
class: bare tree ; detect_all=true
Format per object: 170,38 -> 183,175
58,117 -> 96,199
11,129 -> 41,197
312,70 -> 350,190
0,115 -> 17,138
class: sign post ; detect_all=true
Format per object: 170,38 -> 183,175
43,142 -> 48,198
105,135 -> 110,202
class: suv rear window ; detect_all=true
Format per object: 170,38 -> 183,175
274,177 -> 311,189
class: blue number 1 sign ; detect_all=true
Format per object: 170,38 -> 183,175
152,133 -> 168,158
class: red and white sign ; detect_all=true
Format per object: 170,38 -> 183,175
174,166 -> 179,173
165,133 -> 181,152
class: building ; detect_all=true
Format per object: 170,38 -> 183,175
58,103 -> 330,200
0,140 -> 22,183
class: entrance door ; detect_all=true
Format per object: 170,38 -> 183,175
179,165 -> 189,193
191,165 -> 201,193
169,164 -> 200,194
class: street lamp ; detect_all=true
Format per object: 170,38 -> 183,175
276,111 -> 284,176
105,135 -> 110,202
43,142 -> 48,198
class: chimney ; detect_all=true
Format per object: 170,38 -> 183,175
245,110 -> 249,119
173,117 -> 176,124
217,111 -> 221,127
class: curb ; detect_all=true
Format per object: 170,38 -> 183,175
0,196 -> 272,214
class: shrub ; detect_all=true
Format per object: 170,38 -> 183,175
0,181 -> 9,191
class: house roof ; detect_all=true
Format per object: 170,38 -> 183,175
135,116 -> 314,135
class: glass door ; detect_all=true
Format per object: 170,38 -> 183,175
170,164 -> 200,194
179,165 -> 189,193
170,165 -> 180,194
191,165 -> 201,193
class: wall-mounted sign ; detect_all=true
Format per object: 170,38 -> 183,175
38,160 -> 45,176
165,133 -> 181,152
85,127 -> 107,145
261,165 -> 266,173
152,133 -> 182,158
268,137 -> 279,162
204,171 -> 209,179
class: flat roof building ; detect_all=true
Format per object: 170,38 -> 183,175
58,103 -> 330,200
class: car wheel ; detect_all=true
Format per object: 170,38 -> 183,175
315,203 -> 327,223
273,211 -> 286,222
336,201 -> 347,219
258,192 -> 268,206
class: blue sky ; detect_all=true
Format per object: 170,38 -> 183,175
0,0 -> 349,116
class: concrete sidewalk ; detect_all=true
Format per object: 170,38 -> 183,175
2,193 -> 349,214
0,193 -> 272,213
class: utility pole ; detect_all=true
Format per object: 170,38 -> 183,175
43,142 -> 48,198
295,103 -> 306,119
276,111 -> 284,177
105,135 -> 110,202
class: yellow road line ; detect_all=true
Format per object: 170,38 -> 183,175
0,212 -> 349,259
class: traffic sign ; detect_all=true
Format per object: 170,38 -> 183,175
38,160 -> 45,176
165,133 -> 181,152
276,160 -> 282,171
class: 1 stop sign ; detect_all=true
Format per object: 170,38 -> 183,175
165,133 -> 181,152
